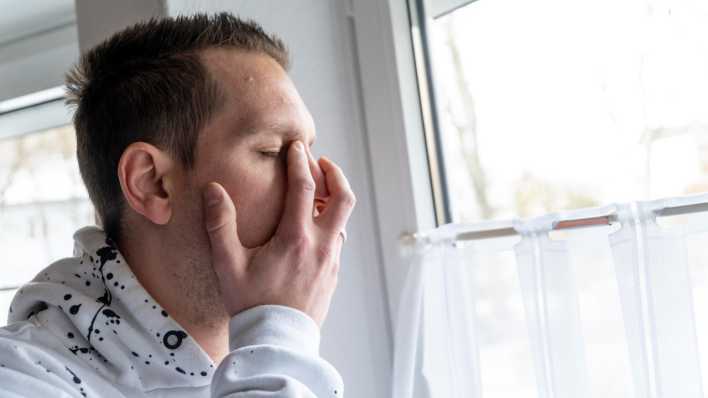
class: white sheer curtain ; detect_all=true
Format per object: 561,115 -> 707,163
393,195 -> 708,398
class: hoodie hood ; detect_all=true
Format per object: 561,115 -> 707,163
8,226 -> 215,390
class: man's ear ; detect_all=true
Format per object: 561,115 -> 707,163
117,142 -> 175,225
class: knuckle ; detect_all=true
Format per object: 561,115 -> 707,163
295,177 -> 316,193
340,191 -> 357,208
285,232 -> 310,255
276,221 -> 310,245
315,243 -> 335,263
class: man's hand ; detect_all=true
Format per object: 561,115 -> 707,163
202,141 -> 356,326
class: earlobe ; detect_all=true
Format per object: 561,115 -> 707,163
118,142 -> 174,226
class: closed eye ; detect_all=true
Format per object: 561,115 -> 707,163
259,150 -> 281,158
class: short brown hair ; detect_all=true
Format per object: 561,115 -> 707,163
66,12 -> 289,242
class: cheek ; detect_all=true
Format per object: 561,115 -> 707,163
193,144 -> 288,247
227,162 -> 287,247
237,170 -> 286,213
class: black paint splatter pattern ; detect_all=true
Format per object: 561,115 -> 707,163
65,366 -> 87,397
163,330 -> 188,350
51,235 -> 214,384
86,241 -> 118,345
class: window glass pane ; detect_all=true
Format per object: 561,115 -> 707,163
0,125 -> 93,324
429,0 -> 708,222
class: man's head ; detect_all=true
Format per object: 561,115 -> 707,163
66,13 -> 318,249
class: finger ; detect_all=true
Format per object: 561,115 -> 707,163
329,232 -> 344,277
278,141 -> 316,237
317,156 -> 356,235
307,148 -> 329,199
202,182 -> 247,275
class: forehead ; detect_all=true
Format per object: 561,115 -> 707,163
201,49 -> 315,142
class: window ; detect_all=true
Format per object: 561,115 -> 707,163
400,0 -> 708,396
0,0 -> 81,326
417,0 -> 708,223
0,119 -> 92,326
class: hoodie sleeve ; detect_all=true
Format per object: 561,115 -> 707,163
211,305 -> 344,398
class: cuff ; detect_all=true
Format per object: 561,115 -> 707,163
229,305 -> 321,356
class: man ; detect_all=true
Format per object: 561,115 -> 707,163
0,12 -> 354,397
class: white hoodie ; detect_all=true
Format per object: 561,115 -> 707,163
0,226 -> 343,397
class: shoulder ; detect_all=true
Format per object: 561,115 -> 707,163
0,319 -> 76,374
0,320 -> 92,397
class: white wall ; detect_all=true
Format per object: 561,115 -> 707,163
73,1 -> 395,396
0,24 -> 78,103
74,0 -> 165,51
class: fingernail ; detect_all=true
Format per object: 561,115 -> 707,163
293,141 -> 303,151
203,184 -> 222,207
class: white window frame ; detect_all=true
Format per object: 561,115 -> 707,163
348,0 -> 433,320
427,0 -> 478,18
349,0 -> 481,328
0,87 -> 71,140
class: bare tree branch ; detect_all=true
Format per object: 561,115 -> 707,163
444,19 -> 495,219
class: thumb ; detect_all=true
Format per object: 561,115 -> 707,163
203,182 -> 247,276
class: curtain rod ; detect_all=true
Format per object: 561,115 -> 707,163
401,199 -> 708,244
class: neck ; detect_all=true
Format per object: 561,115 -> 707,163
117,225 -> 230,363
